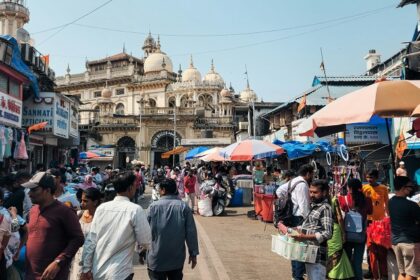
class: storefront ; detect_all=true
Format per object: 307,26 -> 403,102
22,91 -> 78,169
0,52 -> 30,173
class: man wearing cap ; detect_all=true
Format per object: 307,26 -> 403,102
396,161 -> 408,177
23,172 -> 84,280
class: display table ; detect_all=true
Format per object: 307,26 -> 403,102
253,193 -> 274,222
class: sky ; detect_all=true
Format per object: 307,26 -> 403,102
24,0 -> 416,102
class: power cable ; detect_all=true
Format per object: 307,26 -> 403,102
171,11 -> 390,57
37,0 -> 114,46
33,4 -> 393,38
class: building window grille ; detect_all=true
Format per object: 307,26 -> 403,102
116,88 -> 125,95
94,91 -> 101,98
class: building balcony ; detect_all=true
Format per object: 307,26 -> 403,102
142,107 -> 195,116
194,117 -> 234,129
0,2 -> 29,19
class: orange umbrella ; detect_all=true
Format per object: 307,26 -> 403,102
298,80 -> 420,137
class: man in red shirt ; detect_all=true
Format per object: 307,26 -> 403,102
23,172 -> 84,280
183,170 -> 197,213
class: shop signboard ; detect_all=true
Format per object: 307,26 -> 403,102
346,118 -> 388,145
22,92 -> 54,132
69,105 -> 79,138
88,147 -> 115,157
0,90 -> 22,128
53,94 -> 70,139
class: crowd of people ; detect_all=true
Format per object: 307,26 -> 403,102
0,158 -> 419,280
275,164 -> 420,280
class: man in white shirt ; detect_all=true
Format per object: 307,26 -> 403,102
275,164 -> 313,280
81,171 -> 151,280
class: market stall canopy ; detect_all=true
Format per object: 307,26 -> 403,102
220,139 -> 284,161
275,140 -> 332,160
87,157 -> 113,162
185,146 -> 210,160
297,80 -> 420,137
79,151 -> 106,159
161,146 -> 188,159
200,147 -> 225,162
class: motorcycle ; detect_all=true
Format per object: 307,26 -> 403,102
209,175 -> 233,216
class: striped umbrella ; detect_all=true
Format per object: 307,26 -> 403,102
219,139 -> 284,161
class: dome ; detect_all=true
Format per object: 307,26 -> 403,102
182,55 -> 201,83
240,86 -> 257,102
144,51 -> 173,73
220,88 -> 232,98
204,60 -> 223,83
101,87 -> 112,98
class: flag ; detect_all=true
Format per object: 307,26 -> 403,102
297,95 -> 306,113
395,131 -> 407,159
320,61 -> 325,72
41,55 -> 50,68
28,121 -> 48,134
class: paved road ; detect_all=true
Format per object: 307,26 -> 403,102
133,192 -> 292,280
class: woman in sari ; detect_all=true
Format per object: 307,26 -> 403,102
327,195 -> 355,279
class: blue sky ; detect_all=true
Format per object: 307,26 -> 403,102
26,0 -> 415,102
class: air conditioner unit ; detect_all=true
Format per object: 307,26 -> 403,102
21,43 -> 30,63
239,122 -> 249,130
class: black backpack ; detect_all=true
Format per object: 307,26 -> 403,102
274,180 -> 304,227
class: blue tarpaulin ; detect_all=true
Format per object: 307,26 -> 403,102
1,35 -> 39,98
273,140 -> 333,160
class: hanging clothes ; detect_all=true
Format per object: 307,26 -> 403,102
16,131 -> 28,160
13,128 -> 19,159
0,126 -> 4,162
4,127 -> 13,158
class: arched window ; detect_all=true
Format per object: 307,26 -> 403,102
149,98 -> 156,107
180,96 -> 188,108
115,103 -> 125,115
198,94 -> 213,110
168,97 -> 175,108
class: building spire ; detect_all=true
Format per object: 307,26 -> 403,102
156,35 -> 161,51
189,54 -> 194,68
123,42 -> 126,54
210,59 -> 215,72
66,64 -> 71,74
245,64 -> 250,89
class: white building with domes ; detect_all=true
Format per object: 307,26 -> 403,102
55,34 -> 280,168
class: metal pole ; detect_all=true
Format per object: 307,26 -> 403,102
139,99 -> 142,161
173,106 -> 176,167
252,100 -> 256,139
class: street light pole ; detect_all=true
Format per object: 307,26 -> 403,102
173,105 -> 177,167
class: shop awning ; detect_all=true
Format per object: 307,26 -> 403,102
161,146 -> 188,159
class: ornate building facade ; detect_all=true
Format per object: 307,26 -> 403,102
55,34 -> 266,168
